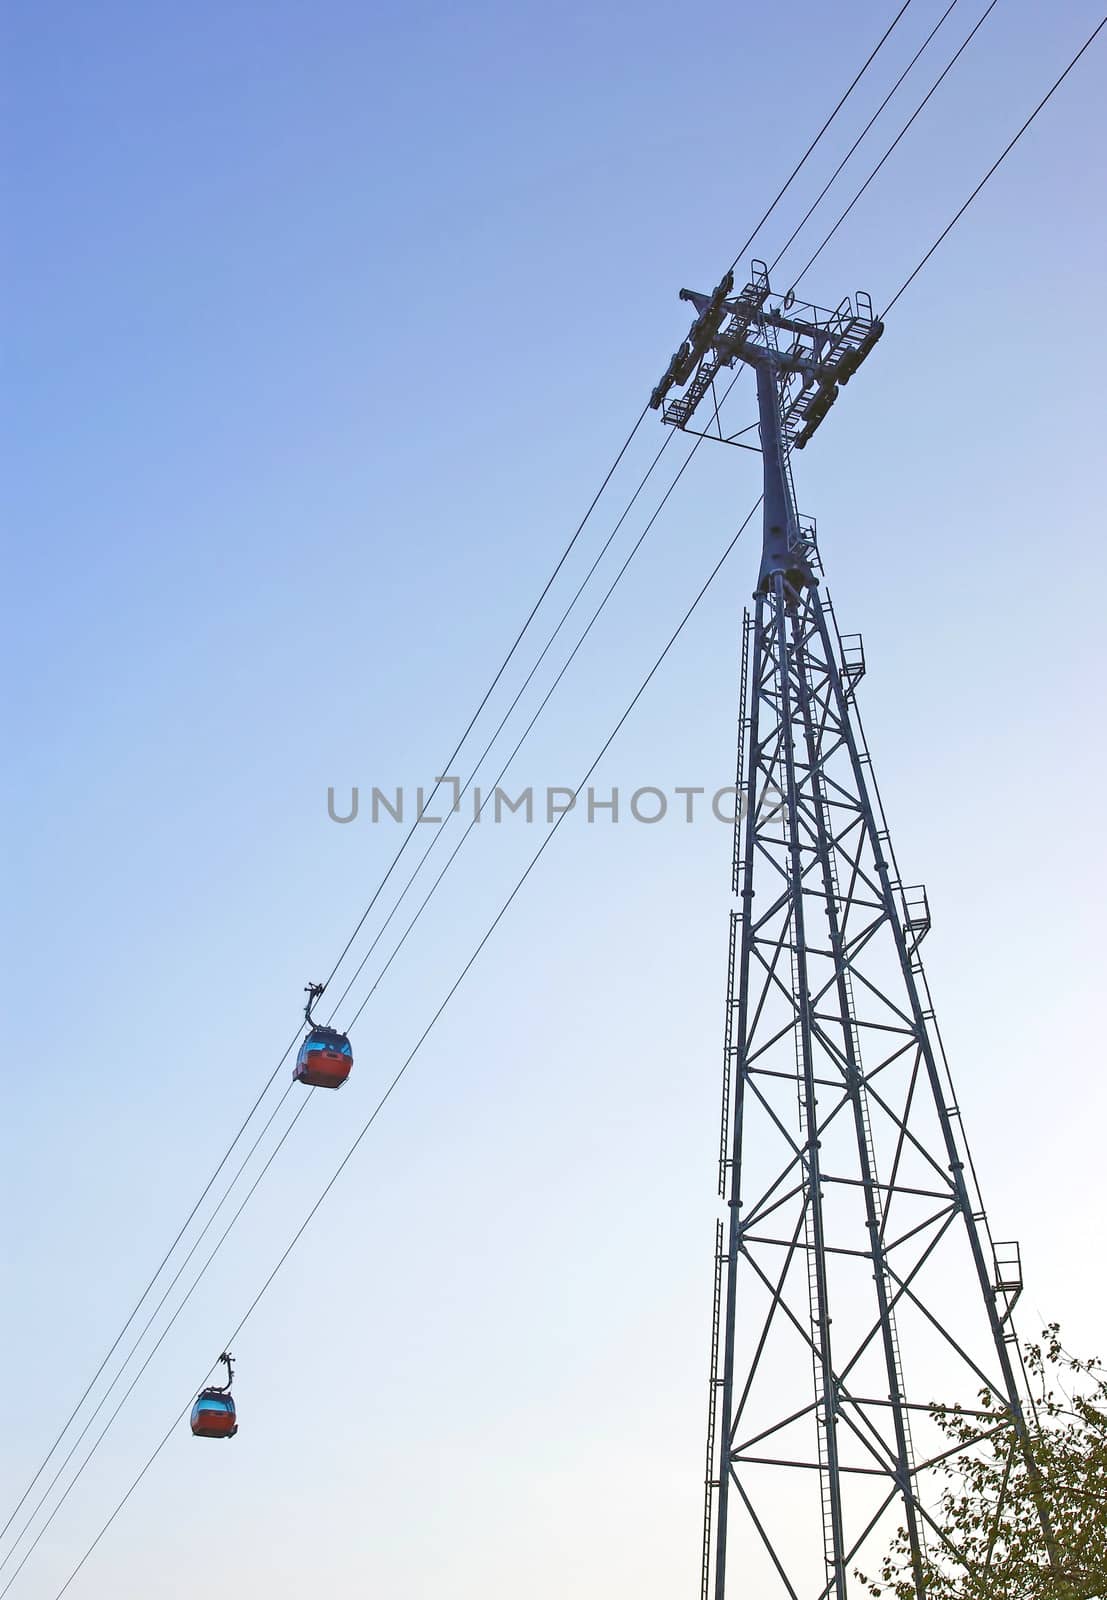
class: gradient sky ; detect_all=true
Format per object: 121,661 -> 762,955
4,0 -> 1106,1595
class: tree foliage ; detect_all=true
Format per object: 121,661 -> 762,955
860,1327 -> 1107,1599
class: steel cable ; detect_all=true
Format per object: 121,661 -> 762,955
0,400 -> 651,1553
785,0 -> 1005,292
767,0 -> 965,276
0,1085 -> 297,1582
3,415 -> 711,1583
47,490 -> 764,1600
4,1094 -> 313,1599
726,0 -> 918,273
323,425 -> 683,1022
882,11 -> 1106,313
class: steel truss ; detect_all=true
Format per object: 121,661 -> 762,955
647,262 -> 1052,1599
703,572 -> 1043,1599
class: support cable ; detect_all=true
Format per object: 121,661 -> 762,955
768,0 -> 964,275
2,416 -> 714,1586
0,1085 -> 297,1581
883,11 -> 1106,312
786,0 -> 1003,291
45,493 -> 763,1600
1,1094 -> 313,1600
318,404 -> 652,990
0,400 -> 650,1552
341,421 -> 720,1032
324,425 -> 685,1022
726,0 -> 917,272
0,1026 -> 303,1552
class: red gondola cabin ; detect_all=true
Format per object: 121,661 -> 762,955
191,1353 -> 237,1438
294,1025 -> 353,1090
190,1391 -> 237,1438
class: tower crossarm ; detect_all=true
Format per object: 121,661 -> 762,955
650,259 -> 884,451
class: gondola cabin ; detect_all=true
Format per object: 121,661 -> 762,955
190,1390 -> 237,1439
294,1025 -> 353,1090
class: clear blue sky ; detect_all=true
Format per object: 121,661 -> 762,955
3,0 -> 1105,1594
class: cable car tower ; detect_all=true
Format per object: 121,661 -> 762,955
650,263 -> 1052,1598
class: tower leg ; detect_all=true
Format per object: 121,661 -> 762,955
771,575 -> 848,1596
710,593 -> 766,1600
805,589 -> 1061,1578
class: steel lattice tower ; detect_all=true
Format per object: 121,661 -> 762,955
649,263 -> 1053,1598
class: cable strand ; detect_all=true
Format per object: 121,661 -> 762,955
0,402 -> 651,1547
2,415 -> 704,1588
324,426 -> 681,1021
768,0 -> 963,276
883,12 -> 1107,313
0,1085 -> 297,1576
320,405 -> 651,990
48,493 -> 762,1600
6,416 -> 711,1590
5,1096 -> 314,1600
324,428 -> 697,1024
727,0 -> 917,272
343,414 -> 727,1034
